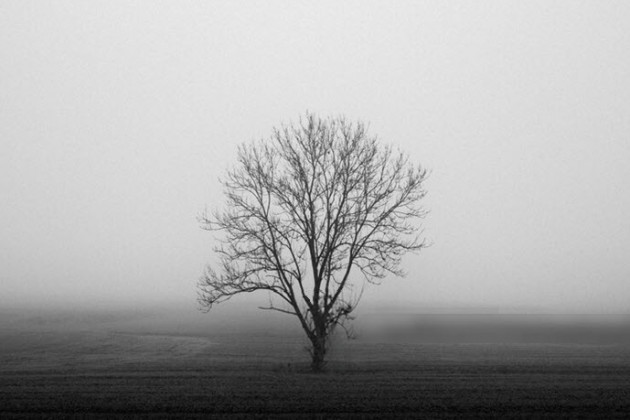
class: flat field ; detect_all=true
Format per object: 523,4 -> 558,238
1,310 -> 630,418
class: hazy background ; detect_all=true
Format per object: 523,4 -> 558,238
2,1 -> 630,316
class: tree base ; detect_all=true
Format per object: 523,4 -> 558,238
310,360 -> 327,373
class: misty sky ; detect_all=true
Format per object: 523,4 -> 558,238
2,1 -> 630,314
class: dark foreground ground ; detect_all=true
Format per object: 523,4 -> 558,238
1,310 -> 630,418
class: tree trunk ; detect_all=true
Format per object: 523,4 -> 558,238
310,334 -> 327,372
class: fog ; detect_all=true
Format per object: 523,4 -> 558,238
3,303 -> 630,348
2,1 -> 630,315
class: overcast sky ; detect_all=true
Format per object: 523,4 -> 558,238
2,1 -> 630,314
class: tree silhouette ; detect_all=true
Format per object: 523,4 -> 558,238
199,113 -> 428,371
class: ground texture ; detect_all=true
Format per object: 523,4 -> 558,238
1,318 -> 630,418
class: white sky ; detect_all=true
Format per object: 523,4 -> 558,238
2,1 -> 630,313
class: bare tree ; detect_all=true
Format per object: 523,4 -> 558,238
199,113 -> 428,371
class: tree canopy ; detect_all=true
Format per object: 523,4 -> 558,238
199,113 -> 428,370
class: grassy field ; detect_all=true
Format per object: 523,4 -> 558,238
1,310 -> 630,418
